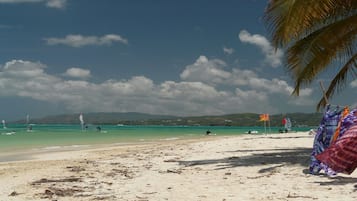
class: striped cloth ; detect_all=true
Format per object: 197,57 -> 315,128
316,124 -> 357,175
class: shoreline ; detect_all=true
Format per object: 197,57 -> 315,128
0,135 -> 213,163
1,132 -> 356,201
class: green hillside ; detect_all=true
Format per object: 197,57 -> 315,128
15,112 -> 323,127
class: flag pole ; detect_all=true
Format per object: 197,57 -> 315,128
264,120 -> 267,134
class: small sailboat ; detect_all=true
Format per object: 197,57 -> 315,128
2,120 -> 7,129
79,113 -> 85,131
245,130 -> 259,134
1,119 -> 15,135
26,114 -> 33,132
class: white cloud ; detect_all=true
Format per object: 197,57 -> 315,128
46,0 -> 66,8
239,30 -> 283,68
64,68 -> 91,79
350,79 -> 357,88
2,59 -> 46,77
0,58 -> 316,116
223,47 -> 234,55
159,81 -> 226,100
44,34 -> 128,47
230,71 -> 312,97
180,56 -> 313,99
180,55 -> 230,85
181,56 -> 315,111
0,0 -> 67,8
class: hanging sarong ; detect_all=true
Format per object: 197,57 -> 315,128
309,105 -> 342,175
316,109 -> 357,174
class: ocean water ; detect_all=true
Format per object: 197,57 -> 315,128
0,124 -> 312,153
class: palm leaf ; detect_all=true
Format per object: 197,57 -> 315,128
265,0 -> 357,48
316,53 -> 357,110
288,15 -> 357,95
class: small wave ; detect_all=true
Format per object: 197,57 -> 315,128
160,137 -> 180,141
70,144 -> 90,148
40,144 -> 90,150
1,132 -> 15,135
42,146 -> 62,150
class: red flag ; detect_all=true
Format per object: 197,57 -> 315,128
265,114 -> 270,121
282,118 -> 287,125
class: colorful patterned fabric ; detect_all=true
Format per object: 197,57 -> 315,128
309,105 -> 342,175
316,122 -> 357,175
331,107 -> 349,143
336,109 -> 357,139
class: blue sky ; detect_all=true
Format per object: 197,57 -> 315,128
0,0 -> 356,120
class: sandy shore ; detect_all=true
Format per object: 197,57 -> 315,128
1,132 -> 356,201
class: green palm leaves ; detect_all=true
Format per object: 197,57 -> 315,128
264,0 -> 357,110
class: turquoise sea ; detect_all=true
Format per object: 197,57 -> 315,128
0,124 -> 312,161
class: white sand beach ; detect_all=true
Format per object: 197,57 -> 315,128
1,132 -> 356,201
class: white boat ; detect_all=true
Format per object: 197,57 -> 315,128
2,131 -> 15,135
246,130 -> 258,134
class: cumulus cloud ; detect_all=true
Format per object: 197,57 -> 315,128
0,58 -> 315,116
239,30 -> 283,68
180,56 -> 312,98
2,59 -> 47,77
0,0 -> 67,8
223,47 -> 234,55
64,68 -> 91,79
180,55 -> 230,85
44,34 -> 128,47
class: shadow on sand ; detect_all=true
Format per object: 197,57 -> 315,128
175,147 -> 357,186
242,135 -> 314,141
177,147 -> 311,170
314,176 -> 357,187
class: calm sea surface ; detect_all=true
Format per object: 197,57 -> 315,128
0,124 -> 312,152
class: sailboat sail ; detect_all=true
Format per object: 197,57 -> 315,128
79,114 -> 84,123
79,113 -> 84,130
26,114 -> 33,131
2,120 -> 7,129
284,117 -> 292,131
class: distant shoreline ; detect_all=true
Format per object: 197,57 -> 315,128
11,112 -> 323,127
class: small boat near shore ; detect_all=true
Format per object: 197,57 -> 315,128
245,130 -> 258,134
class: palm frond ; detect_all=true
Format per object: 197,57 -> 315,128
316,53 -> 357,111
264,0 -> 357,48
288,15 -> 357,95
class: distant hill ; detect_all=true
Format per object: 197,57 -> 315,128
15,112 -> 323,127
146,113 -> 323,127
15,112 -> 178,124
